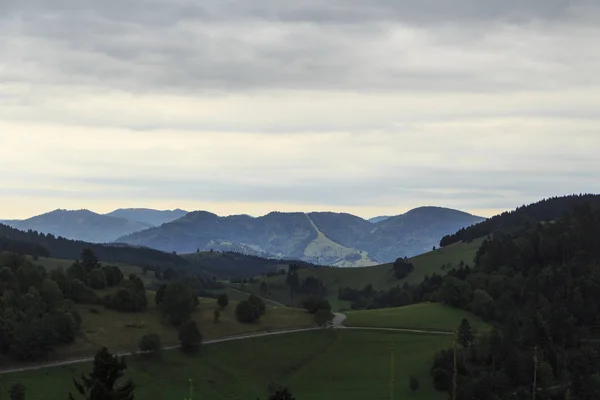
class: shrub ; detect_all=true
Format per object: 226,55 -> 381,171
235,300 -> 260,323
217,293 -> 229,309
248,294 -> 266,315
139,333 -> 162,354
87,269 -> 107,290
303,296 -> 331,314
179,320 -> 202,353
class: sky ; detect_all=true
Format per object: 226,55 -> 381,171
1,0 -> 599,220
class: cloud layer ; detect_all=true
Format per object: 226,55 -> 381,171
1,0 -> 599,219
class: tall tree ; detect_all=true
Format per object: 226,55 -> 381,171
457,318 -> 474,349
69,347 -> 134,400
161,281 -> 197,325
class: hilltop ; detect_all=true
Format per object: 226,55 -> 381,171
105,208 -> 188,227
118,207 -> 483,266
2,209 -> 153,243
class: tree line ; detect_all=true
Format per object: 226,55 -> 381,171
440,193 -> 600,247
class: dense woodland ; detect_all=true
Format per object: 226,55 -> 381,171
0,252 -> 83,360
423,203 -> 600,399
440,194 -> 600,247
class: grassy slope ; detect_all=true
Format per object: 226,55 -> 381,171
303,216 -> 379,268
245,238 -> 484,310
4,330 -> 451,400
52,297 -> 314,361
344,303 -> 491,333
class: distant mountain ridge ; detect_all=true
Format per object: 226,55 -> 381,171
2,208 -> 188,244
105,208 -> 188,227
3,209 -> 153,244
368,216 -> 391,223
118,206 -> 485,266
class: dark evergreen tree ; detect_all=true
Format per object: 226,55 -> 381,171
69,347 -> 134,400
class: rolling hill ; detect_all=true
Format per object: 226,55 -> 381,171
440,193 -> 600,247
105,208 -> 188,227
3,209 -> 153,243
118,207 -> 484,266
240,238 -> 485,310
0,223 -> 189,269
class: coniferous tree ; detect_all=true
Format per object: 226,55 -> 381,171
69,347 -> 135,400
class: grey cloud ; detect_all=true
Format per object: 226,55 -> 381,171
1,0 -> 598,96
1,0 -> 589,24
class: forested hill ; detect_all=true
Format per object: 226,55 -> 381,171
0,223 -> 189,268
419,202 -> 600,399
439,193 -> 600,247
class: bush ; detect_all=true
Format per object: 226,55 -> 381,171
162,281 -> 198,325
314,309 -> 334,327
179,320 -> 202,353
8,382 -> 26,400
87,269 -> 107,290
248,294 -> 266,315
303,296 -> 331,314
235,300 -> 260,323
217,293 -> 229,309
104,275 -> 147,312
139,333 -> 162,354
213,309 -> 221,323
67,279 -> 99,304
102,266 -> 124,287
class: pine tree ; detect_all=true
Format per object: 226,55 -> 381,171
69,347 -> 135,400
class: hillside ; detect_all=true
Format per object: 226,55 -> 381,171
4,209 -> 152,243
0,223 -> 189,269
105,208 -> 188,227
440,193 -> 600,247
241,238 -> 484,310
118,207 -> 483,266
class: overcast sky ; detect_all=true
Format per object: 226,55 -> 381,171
1,0 -> 599,219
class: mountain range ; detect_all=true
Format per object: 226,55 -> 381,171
2,206 -> 484,267
117,206 -> 484,266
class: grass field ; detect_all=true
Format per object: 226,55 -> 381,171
2,330 -> 452,400
48,296 -> 315,361
344,302 -> 491,333
242,238 -> 484,310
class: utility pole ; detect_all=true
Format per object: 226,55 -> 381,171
453,330 -> 458,400
390,343 -> 395,400
533,346 -> 538,400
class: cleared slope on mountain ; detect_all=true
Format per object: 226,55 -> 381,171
105,208 -> 188,227
303,214 -> 379,267
5,209 -> 152,243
